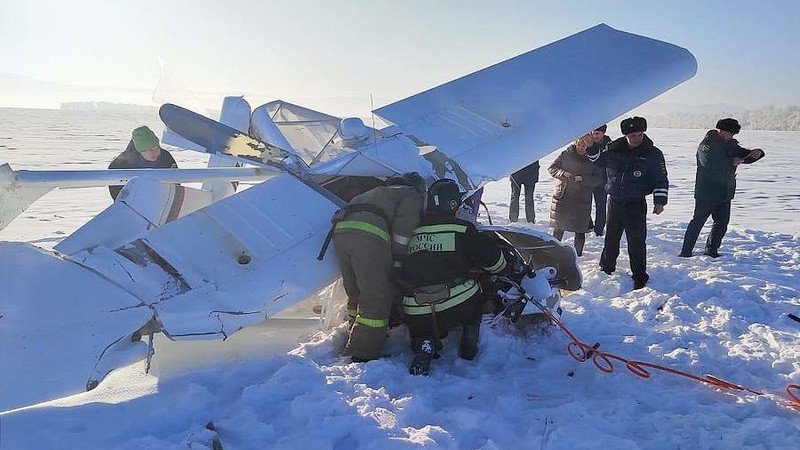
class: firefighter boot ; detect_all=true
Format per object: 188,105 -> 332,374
458,323 -> 480,361
347,323 -> 388,363
409,339 -> 435,376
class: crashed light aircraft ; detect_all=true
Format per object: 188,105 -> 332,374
0,24 -> 697,411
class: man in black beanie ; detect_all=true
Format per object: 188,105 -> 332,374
679,118 -> 765,258
594,117 -> 668,290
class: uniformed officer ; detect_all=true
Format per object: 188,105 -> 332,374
597,117 -> 668,290
679,118 -> 765,258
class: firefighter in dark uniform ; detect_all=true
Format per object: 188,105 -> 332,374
679,118 -> 765,258
597,117 -> 668,290
399,179 -> 507,376
331,172 -> 426,362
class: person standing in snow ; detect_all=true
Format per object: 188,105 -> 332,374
330,173 -> 426,363
597,117 -> 668,290
679,118 -> 765,258
108,126 -> 177,200
509,160 -> 540,223
548,135 -> 605,256
398,178 -> 507,376
586,124 -> 613,236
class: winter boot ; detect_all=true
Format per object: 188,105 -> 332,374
458,323 -> 480,361
346,323 -> 388,363
409,339 -> 435,376
632,273 -> 650,290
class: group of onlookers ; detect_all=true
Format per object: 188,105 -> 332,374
509,117 -> 764,290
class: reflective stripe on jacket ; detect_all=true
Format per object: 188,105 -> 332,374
402,279 -> 480,315
399,214 -> 506,315
333,185 -> 422,256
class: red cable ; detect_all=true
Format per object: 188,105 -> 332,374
541,306 -> 800,412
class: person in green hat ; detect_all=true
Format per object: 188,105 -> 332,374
108,125 -> 178,200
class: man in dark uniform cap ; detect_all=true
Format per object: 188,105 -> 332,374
596,117 -> 668,290
679,118 -> 765,258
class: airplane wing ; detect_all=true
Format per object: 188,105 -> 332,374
373,23 -> 697,185
0,164 -> 274,232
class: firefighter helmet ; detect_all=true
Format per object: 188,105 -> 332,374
386,172 -> 426,194
426,178 -> 462,214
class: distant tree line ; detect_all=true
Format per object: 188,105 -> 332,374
648,105 -> 800,131
61,102 -> 157,113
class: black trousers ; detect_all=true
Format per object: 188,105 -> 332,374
405,293 -> 482,345
600,198 -> 648,281
681,198 -> 732,254
510,179 -> 536,222
592,185 -> 607,235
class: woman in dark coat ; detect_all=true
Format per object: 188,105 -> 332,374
548,135 -> 605,256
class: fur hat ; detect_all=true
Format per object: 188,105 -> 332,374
594,124 -> 608,133
620,116 -> 647,135
715,118 -> 741,134
132,126 -> 159,152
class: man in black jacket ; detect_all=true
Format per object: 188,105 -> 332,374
679,118 -> 765,258
108,126 -> 177,200
597,117 -> 668,290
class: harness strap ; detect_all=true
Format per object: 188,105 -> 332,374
402,279 -> 479,315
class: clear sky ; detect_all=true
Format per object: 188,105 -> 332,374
2,0 -> 799,115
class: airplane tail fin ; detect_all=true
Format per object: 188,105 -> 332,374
0,164 -> 54,232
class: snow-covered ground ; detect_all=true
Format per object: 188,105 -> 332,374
0,109 -> 798,449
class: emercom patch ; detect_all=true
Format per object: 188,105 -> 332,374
409,232 -> 456,253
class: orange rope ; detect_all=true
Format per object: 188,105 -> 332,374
539,303 -> 800,412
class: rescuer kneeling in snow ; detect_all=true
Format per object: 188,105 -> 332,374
398,178 -> 507,376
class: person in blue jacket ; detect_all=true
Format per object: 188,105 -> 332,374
596,117 -> 668,290
679,118 -> 764,258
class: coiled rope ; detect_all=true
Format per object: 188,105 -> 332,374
510,280 -> 800,412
